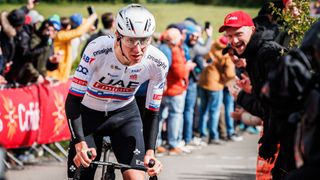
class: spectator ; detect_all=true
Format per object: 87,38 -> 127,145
81,12 -> 115,59
69,13 -> 85,63
182,22 -> 212,148
85,12 -> 115,45
253,1 -> 283,40
4,9 -> 33,85
29,20 -> 62,81
0,10 -> 16,77
263,20 -> 320,180
313,0 -> 320,15
282,20 -> 320,180
197,36 -> 238,144
46,13 -> 97,82
219,10 -> 286,178
275,0 -> 301,48
158,27 -> 196,155
231,107 -> 263,126
27,9 -> 44,33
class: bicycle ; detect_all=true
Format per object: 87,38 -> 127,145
73,136 -> 158,180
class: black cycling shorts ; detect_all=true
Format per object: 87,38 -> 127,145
67,100 -> 145,179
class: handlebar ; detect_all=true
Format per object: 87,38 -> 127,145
73,151 -> 158,180
148,159 -> 158,180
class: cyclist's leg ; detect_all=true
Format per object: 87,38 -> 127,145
108,101 -> 146,180
67,105 -> 105,180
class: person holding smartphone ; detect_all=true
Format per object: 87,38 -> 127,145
46,11 -> 97,82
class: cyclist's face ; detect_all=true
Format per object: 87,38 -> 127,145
121,36 -> 151,64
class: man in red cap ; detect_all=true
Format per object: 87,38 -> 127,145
219,10 -> 294,179
219,10 -> 255,55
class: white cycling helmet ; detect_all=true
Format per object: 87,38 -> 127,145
116,4 -> 156,38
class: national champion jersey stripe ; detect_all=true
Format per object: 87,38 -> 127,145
69,88 -> 86,97
87,88 -> 132,100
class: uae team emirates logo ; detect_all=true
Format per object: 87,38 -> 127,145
1,95 -> 18,140
52,91 -> 66,135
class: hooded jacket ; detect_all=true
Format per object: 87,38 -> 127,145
47,15 -> 97,82
198,40 -> 235,91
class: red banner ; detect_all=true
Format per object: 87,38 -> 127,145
0,81 -> 72,149
37,81 -> 71,144
0,85 -> 40,149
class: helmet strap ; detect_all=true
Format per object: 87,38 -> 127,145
118,35 -> 131,65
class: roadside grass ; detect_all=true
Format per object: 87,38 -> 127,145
0,2 -> 258,37
1,3 -> 258,71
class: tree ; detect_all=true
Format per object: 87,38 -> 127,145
271,0 -> 317,48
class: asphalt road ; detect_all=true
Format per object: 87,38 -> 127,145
5,133 -> 259,180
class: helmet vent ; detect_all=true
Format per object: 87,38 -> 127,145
144,19 -> 149,32
131,4 -> 142,8
119,10 -> 124,19
129,19 -> 135,34
117,23 -> 123,30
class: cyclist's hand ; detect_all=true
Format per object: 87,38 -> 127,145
74,141 -> 97,168
144,150 -> 163,177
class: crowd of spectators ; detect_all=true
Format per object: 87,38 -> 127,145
151,0 -> 320,179
0,0 -> 100,87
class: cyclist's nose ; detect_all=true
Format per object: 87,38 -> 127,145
131,42 -> 142,52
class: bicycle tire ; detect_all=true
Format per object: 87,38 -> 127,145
103,171 -> 115,180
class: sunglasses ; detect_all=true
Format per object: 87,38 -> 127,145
121,36 -> 151,48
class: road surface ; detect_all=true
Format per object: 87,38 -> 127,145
6,133 -> 259,180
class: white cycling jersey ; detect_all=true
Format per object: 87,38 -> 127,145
69,35 -> 169,112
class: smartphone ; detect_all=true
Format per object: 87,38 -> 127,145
87,6 -> 95,15
87,6 -> 99,29
204,21 -> 210,29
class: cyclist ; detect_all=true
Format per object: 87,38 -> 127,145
65,4 -> 167,180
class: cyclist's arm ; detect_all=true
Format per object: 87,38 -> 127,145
65,40 -> 98,143
143,107 -> 160,151
65,94 -> 85,143
144,55 -> 168,151
144,78 -> 164,151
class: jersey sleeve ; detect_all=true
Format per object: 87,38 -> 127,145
69,41 -> 98,97
145,54 -> 169,111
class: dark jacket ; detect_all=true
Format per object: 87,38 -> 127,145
31,30 -> 57,76
253,15 -> 280,41
237,29 -> 285,142
5,26 -> 32,84
0,11 -> 16,74
237,30 -> 283,120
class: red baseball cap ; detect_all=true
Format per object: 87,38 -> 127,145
219,10 -> 254,33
